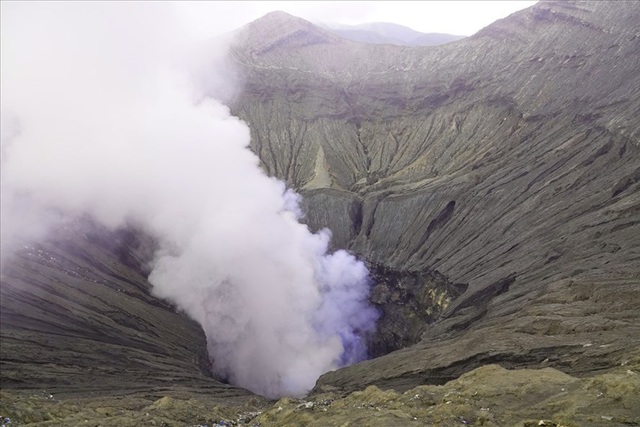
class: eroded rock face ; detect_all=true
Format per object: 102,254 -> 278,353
228,0 -> 640,392
0,220 -> 254,403
366,264 -> 467,357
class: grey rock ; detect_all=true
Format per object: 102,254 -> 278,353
228,2 -> 640,393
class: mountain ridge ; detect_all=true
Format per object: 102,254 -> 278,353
320,21 -> 466,46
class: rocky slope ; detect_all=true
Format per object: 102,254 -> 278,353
0,220 -> 256,404
227,1 -> 640,392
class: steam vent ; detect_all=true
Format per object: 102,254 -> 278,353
1,1 -> 639,425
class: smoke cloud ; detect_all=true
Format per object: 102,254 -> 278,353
0,2 -> 378,398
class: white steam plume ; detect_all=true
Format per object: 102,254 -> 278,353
0,2 -> 378,398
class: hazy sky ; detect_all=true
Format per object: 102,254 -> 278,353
177,1 -> 539,39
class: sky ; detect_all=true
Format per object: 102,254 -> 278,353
177,1 -> 539,39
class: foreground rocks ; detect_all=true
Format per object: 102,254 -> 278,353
2,362 -> 638,426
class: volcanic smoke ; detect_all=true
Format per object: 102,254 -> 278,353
0,2 -> 378,398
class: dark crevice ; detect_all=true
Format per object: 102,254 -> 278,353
612,165 -> 640,197
351,199 -> 364,236
426,201 -> 456,235
447,274 -> 517,318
